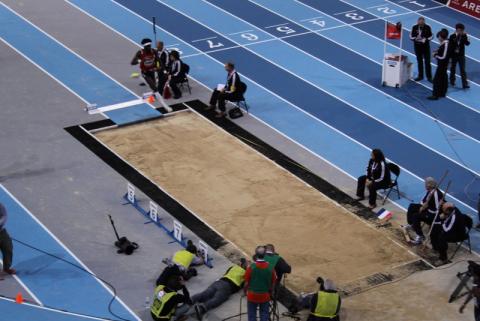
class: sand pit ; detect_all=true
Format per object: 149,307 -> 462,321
95,112 -> 416,292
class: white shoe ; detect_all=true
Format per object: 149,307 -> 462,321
412,235 -> 425,245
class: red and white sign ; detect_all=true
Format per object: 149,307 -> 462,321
448,0 -> 480,19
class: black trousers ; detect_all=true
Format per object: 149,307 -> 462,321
414,43 -> 432,79
209,89 -> 242,112
406,204 -> 436,237
432,61 -> 449,98
475,304 -> 480,321
356,175 -> 389,206
450,54 -> 468,86
142,70 -> 158,92
169,75 -> 184,98
432,230 -> 465,261
0,228 -> 13,271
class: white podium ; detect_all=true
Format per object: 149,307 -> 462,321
381,54 -> 413,88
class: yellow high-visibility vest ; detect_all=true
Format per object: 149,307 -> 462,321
172,250 -> 195,269
150,285 -> 177,319
311,291 -> 340,318
223,265 -> 246,287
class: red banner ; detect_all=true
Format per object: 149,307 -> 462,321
386,22 -> 402,39
448,0 -> 480,18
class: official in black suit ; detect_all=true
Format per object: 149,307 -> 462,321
428,29 -> 450,100
449,23 -> 470,89
410,17 -> 433,81
208,62 -> 242,118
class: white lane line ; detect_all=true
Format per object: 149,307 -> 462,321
0,295 -> 112,320
199,0 -> 480,176
0,186 -> 141,321
191,36 -> 217,42
265,22 -> 289,28
333,9 -> 357,15
229,29 -> 254,35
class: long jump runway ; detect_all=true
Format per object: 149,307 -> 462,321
91,107 -> 420,293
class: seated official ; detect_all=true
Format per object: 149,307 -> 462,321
166,50 -> 186,99
406,177 -> 443,244
207,62 -> 243,118
150,277 -> 192,321
192,259 -> 248,320
356,149 -> 391,209
296,278 -> 341,321
431,202 -> 467,265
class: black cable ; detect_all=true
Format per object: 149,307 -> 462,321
402,84 -> 479,204
11,237 -> 133,321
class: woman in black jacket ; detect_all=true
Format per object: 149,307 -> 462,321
428,29 -> 450,100
356,149 -> 391,209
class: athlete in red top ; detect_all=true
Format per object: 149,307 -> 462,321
131,38 -> 160,93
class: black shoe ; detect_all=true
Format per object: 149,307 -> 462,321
450,81 -> 455,87
414,77 -> 423,81
463,84 -> 470,89
427,78 -> 432,83
204,104 -> 215,111
355,196 -> 365,201
173,95 -> 182,99
427,95 -> 438,100
194,304 -> 206,321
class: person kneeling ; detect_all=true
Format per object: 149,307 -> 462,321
296,277 -> 341,321
150,277 -> 192,321
192,258 -> 248,320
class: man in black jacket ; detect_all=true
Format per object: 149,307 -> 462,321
207,62 -> 243,118
406,177 -> 443,244
264,244 -> 291,283
431,203 -> 467,265
449,23 -> 470,89
410,17 -> 433,82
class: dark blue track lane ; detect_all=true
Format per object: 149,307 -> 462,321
206,0 -> 480,141
298,0 -> 480,82
117,0 -> 480,208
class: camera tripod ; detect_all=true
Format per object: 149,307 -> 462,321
449,270 -> 474,313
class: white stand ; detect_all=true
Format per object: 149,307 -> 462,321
381,54 -> 413,88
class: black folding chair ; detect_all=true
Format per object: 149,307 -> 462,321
227,81 -> 249,113
450,214 -> 473,260
382,162 -> 401,205
179,62 -> 191,94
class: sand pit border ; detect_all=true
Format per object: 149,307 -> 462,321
65,99 -> 434,305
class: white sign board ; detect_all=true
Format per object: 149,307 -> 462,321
149,201 -> 158,222
127,183 -> 135,203
173,220 -> 183,242
198,240 -> 208,262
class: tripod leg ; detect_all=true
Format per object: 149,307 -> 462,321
449,272 -> 471,303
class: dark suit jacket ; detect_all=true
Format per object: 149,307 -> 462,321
449,33 -> 470,56
410,24 -> 433,45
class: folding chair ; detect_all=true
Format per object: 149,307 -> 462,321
178,76 -> 191,94
382,162 -> 401,205
227,81 -> 249,113
450,214 -> 473,260
178,62 -> 191,94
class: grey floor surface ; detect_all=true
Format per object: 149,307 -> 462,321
0,1 -> 451,321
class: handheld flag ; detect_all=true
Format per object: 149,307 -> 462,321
386,22 -> 402,40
